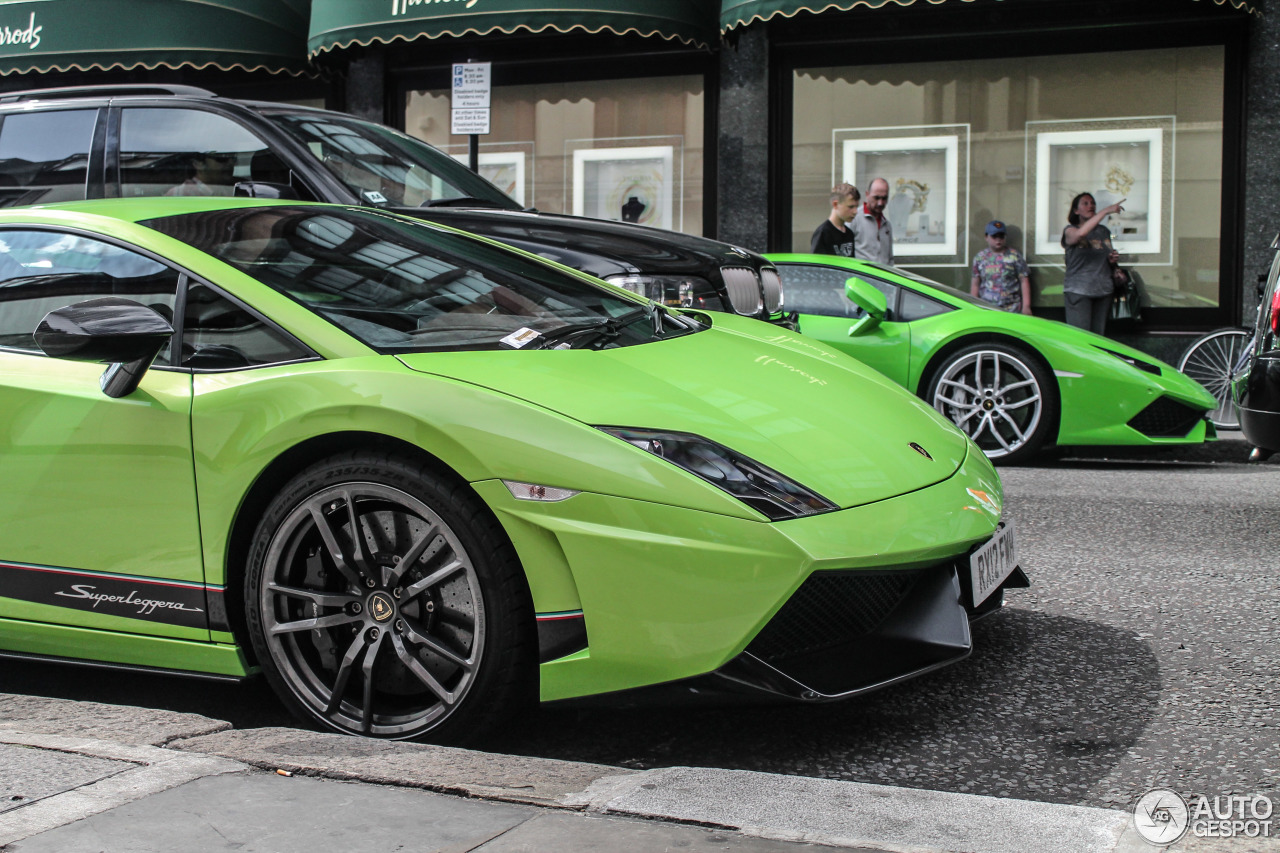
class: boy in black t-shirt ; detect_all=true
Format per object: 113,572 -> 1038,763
810,183 -> 861,257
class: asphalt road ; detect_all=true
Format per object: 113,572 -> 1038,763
6,438 -> 1278,813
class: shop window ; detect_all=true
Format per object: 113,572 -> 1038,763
406,75 -> 705,235
791,46 -> 1225,309
0,110 -> 95,207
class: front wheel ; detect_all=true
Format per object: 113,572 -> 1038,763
925,342 -> 1058,465
1177,327 -> 1250,430
244,452 -> 535,743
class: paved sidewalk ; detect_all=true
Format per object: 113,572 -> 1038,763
7,693 -> 1252,853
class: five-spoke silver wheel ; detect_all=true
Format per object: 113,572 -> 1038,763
246,454 -> 532,741
927,343 -> 1056,463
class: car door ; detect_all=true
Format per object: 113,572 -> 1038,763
778,261 -> 914,387
0,106 -> 104,207
111,104 -> 317,201
0,228 -> 207,640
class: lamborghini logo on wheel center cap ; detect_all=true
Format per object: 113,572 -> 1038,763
368,592 -> 395,623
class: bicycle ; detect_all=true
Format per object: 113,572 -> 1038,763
1177,326 -> 1255,431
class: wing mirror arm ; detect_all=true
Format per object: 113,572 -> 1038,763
35,297 -> 175,399
843,276 -> 888,337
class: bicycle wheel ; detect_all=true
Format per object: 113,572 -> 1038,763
1177,328 -> 1251,430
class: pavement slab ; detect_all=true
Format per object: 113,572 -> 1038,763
572,765 -> 1137,853
4,771 -> 535,853
0,732 -> 244,846
172,726 -> 637,807
0,693 -> 230,745
0,742 -> 132,814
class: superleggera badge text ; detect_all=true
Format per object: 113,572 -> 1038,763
55,584 -> 204,616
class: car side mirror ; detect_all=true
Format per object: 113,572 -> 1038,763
234,180 -> 300,201
35,297 -> 174,399
844,276 -> 888,336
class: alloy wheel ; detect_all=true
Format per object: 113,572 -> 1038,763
931,348 -> 1044,460
258,481 -> 484,738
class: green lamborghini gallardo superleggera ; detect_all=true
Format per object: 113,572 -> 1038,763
767,254 -> 1219,465
0,198 -> 1025,741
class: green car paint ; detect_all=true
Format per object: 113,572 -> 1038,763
0,199 -> 1021,739
768,253 -> 1217,462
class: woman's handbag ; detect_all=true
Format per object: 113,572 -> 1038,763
1110,266 -> 1142,323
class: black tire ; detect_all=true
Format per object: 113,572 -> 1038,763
924,341 -> 1058,465
1177,327 -> 1250,431
244,451 -> 535,743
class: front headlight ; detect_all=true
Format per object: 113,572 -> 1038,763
598,427 -> 837,520
605,274 -> 728,313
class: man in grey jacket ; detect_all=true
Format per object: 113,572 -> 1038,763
852,177 -> 893,265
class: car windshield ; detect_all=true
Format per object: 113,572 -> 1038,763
857,260 -> 989,307
143,206 -> 699,353
264,110 -> 522,211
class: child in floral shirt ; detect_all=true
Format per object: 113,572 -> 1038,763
970,220 -> 1032,314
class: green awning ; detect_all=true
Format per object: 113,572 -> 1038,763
308,0 -> 717,56
721,0 -> 1258,32
0,0 -> 311,77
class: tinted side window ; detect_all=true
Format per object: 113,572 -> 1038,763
180,281 -> 312,369
776,263 -> 897,320
898,289 -> 952,322
119,108 -> 312,201
0,229 -> 179,364
0,110 -> 96,207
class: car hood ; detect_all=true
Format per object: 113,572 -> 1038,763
392,206 -> 762,279
395,320 -> 974,510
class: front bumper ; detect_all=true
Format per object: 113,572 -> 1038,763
700,560 -> 1029,702
1237,355 -> 1280,452
476,445 -> 1015,704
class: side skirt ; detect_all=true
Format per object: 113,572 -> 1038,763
0,617 -> 253,678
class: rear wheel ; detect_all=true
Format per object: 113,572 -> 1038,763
1177,328 -> 1250,430
244,452 -> 534,743
925,342 -> 1058,465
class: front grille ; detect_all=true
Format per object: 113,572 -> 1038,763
746,568 -> 926,663
1127,396 -> 1205,438
760,268 -> 783,313
721,267 -> 763,316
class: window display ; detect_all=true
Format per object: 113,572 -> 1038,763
571,141 -> 678,230
792,47 -> 1224,307
836,125 -> 966,263
1028,118 -> 1173,263
407,75 -> 704,235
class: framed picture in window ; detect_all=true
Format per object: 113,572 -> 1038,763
1027,117 -> 1174,264
835,125 -> 969,266
445,143 -> 531,206
570,142 -> 677,231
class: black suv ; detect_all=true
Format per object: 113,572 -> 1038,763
1235,237 -> 1280,454
0,84 -> 787,323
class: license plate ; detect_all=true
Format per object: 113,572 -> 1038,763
969,521 -> 1019,606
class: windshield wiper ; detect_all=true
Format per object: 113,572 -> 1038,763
421,197 -> 508,209
534,307 -> 650,350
